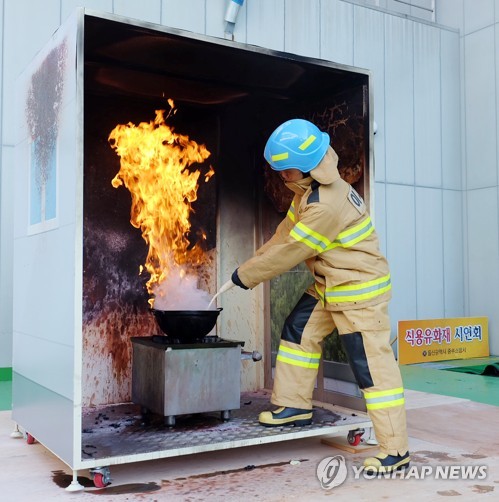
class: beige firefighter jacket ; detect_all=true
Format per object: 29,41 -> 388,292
236,146 -> 391,311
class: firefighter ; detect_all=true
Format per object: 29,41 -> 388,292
230,118 -> 410,473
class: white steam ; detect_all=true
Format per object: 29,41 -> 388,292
152,266 -> 214,311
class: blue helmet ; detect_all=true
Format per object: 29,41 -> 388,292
264,119 -> 330,172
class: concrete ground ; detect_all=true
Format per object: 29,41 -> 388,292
0,389 -> 498,501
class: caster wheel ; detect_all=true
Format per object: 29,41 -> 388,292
140,407 -> 151,425
26,433 -> 36,445
93,472 -> 110,488
164,415 -> 176,427
90,467 -> 111,488
347,431 -> 362,446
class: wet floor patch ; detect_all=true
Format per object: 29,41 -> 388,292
88,482 -> 161,495
51,470 -> 94,488
411,451 -> 459,463
471,485 -> 495,494
162,458 -> 309,484
51,470 -> 161,494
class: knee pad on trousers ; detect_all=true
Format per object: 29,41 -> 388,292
281,293 -> 318,344
340,332 -> 374,389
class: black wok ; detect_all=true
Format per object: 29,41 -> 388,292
152,308 -> 223,342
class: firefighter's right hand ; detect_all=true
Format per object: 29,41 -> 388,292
231,269 -> 249,290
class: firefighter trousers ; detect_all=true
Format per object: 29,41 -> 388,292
271,293 -> 409,456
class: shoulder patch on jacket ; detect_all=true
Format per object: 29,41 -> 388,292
307,180 -> 321,204
347,186 -> 366,214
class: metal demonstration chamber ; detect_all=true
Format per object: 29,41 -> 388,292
12,9 -> 373,488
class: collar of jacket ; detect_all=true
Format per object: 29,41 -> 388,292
285,176 -> 313,195
284,145 -> 341,195
310,145 -> 341,185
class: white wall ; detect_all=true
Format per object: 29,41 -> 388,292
13,15 -> 79,400
0,0 -> 11,369
1,0 -> 490,373
436,0 -> 499,355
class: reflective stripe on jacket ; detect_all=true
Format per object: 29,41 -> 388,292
237,146 -> 391,311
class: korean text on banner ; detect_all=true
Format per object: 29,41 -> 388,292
397,317 -> 489,365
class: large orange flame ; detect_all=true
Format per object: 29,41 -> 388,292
108,101 -> 213,308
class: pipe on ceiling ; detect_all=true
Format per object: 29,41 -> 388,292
224,0 -> 245,40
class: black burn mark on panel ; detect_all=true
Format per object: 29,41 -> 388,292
26,39 -> 68,190
82,94 -> 218,397
83,98 -> 218,324
81,14 -> 369,402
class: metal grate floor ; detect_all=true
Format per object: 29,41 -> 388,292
81,390 -> 371,467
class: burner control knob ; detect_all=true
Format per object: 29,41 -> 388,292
241,350 -> 262,362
